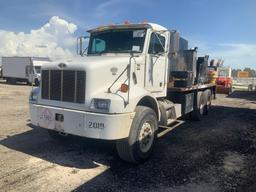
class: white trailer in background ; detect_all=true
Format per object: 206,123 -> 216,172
2,57 -> 50,85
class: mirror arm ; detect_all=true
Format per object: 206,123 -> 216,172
80,37 -> 83,56
77,36 -> 90,56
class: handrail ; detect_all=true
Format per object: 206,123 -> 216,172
107,53 -> 138,106
107,64 -> 129,93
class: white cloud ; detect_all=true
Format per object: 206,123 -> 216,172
0,16 -> 77,62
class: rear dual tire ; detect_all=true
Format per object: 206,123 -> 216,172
34,78 -> 40,86
190,96 -> 204,121
205,93 -> 212,115
190,91 -> 211,121
116,106 -> 157,164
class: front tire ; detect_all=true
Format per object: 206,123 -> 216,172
34,78 -> 40,86
116,106 -> 158,164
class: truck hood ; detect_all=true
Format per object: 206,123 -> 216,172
42,55 -> 133,71
39,55 -> 141,110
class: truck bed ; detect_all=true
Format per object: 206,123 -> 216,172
167,83 -> 216,93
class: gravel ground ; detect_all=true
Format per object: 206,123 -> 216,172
0,80 -> 256,192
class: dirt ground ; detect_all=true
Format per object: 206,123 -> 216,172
0,80 -> 256,192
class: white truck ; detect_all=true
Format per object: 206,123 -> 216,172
29,23 -> 216,163
2,57 -> 50,85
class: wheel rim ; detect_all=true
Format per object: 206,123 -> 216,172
139,121 -> 154,153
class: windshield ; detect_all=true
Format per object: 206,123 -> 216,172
87,29 -> 147,54
34,66 -> 41,74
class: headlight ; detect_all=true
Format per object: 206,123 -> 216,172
90,99 -> 111,112
29,87 -> 40,103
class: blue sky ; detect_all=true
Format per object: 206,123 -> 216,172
0,0 -> 255,69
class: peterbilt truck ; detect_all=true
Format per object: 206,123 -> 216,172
29,23 -> 215,163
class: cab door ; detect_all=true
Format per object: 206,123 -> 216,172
145,32 -> 168,92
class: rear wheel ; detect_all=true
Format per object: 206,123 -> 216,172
190,92 -> 205,121
116,106 -> 157,164
7,78 -> 16,84
205,92 -> 212,115
34,78 -> 40,86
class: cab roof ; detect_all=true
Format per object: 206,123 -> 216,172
87,23 -> 167,33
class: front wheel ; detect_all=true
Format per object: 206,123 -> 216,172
116,106 -> 158,164
34,78 -> 40,86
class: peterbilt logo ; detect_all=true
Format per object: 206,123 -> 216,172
110,67 -> 118,75
58,63 -> 67,68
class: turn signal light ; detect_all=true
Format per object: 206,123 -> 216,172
120,84 -> 129,93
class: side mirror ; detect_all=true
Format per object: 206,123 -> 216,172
77,36 -> 89,56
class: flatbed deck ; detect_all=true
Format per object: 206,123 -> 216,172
167,83 -> 216,93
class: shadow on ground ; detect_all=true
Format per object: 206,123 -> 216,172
227,90 -> 256,102
0,126 -> 117,169
1,102 -> 256,191
71,104 -> 256,192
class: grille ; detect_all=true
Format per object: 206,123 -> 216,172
41,70 -> 85,103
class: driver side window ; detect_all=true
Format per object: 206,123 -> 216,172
92,38 -> 106,53
148,33 -> 165,54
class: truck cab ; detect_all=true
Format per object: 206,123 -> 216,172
29,23 -> 214,163
26,64 -> 41,85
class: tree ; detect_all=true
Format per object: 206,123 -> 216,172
231,69 -> 241,77
243,68 -> 256,77
231,68 -> 256,77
